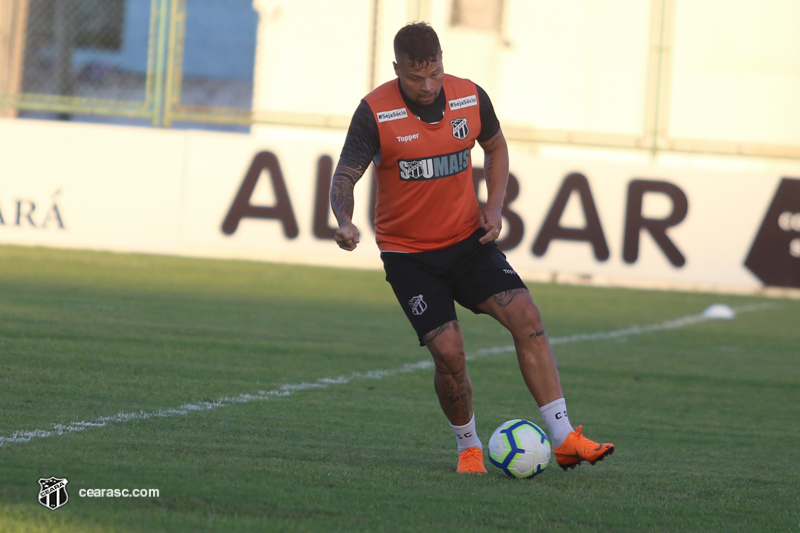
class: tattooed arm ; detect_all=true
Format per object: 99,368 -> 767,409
330,100 -> 380,252
330,160 -> 366,251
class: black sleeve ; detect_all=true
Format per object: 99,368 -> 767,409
476,84 -> 501,143
338,99 -> 380,169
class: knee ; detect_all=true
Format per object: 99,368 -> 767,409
423,321 -> 465,371
508,301 -> 545,334
431,346 -> 466,374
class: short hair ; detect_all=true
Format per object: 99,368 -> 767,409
393,22 -> 441,66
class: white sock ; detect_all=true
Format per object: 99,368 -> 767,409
450,414 -> 482,452
539,398 -> 574,448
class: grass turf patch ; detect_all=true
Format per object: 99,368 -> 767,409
1,245 -> 798,532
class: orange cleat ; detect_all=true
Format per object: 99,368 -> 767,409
457,446 -> 488,474
554,425 -> 615,471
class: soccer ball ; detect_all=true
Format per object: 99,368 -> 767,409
488,419 -> 551,479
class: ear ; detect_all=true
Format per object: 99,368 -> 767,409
392,61 -> 399,76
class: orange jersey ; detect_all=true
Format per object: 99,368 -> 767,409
364,75 -> 483,252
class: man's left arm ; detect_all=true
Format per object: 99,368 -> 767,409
477,128 -> 509,244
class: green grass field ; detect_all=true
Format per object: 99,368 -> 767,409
1,245 -> 798,532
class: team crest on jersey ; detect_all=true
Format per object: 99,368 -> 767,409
409,295 -> 427,316
451,118 -> 469,140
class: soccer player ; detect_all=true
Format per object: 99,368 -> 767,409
330,22 -> 614,473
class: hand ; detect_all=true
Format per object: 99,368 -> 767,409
334,222 -> 360,251
479,209 -> 503,244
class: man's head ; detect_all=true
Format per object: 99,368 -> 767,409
393,22 -> 444,106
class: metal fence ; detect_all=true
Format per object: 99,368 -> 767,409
1,0 -> 167,125
0,0 -> 254,129
1,0 -> 799,159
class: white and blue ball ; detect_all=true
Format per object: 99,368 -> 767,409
488,419 -> 551,479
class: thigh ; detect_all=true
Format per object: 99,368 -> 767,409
451,242 -> 528,313
381,252 -> 458,345
476,287 -> 544,335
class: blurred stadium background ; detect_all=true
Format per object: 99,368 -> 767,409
1,6 -> 799,529
1,0 -> 798,159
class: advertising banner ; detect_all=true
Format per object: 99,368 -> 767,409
2,119 -> 799,293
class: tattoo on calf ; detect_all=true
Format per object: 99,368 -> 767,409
529,329 -> 546,339
448,393 -> 467,405
435,365 -> 471,420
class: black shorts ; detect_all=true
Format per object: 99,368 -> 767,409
381,229 -> 527,345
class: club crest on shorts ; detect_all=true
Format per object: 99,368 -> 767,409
451,117 -> 469,140
38,476 -> 69,510
409,294 -> 427,316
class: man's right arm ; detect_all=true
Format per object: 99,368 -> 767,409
330,100 -> 379,251
330,160 -> 365,251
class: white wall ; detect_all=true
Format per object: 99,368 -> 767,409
250,0 -> 800,149
3,118 -> 799,294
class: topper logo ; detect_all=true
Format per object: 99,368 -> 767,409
396,133 -> 419,143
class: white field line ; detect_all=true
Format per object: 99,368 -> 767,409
0,303 -> 772,448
